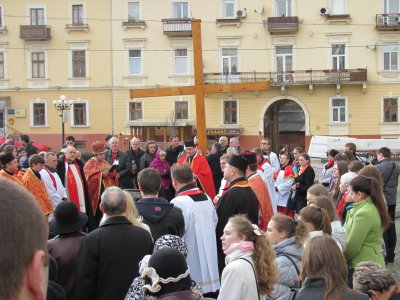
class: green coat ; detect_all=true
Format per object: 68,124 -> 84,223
344,197 -> 384,266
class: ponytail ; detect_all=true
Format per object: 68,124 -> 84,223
271,214 -> 308,247
299,206 -> 332,235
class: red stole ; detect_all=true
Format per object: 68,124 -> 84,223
44,168 -> 57,189
66,160 -> 84,211
177,188 -> 204,197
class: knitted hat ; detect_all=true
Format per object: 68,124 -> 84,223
0,152 -> 15,165
228,154 -> 249,172
241,150 -> 257,165
154,235 -> 188,258
142,248 -> 190,294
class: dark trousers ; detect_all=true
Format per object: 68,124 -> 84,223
383,204 -> 397,261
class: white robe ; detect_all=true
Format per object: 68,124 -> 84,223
257,162 -> 277,214
40,168 -> 67,221
274,168 -> 295,207
171,190 -> 220,293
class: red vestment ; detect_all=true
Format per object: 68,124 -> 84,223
84,157 -> 118,214
248,173 -> 274,231
178,153 -> 216,199
22,168 -> 53,216
0,170 -> 24,186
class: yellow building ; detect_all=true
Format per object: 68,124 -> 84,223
0,0 -> 399,151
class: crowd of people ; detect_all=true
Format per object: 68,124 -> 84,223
1,133 -> 400,300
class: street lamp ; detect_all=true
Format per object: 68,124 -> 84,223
53,95 -> 72,148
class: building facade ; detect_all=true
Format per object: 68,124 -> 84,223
0,0 -> 399,152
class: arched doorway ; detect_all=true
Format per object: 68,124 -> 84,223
263,99 -> 306,153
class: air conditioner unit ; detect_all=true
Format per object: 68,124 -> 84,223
236,10 -> 247,18
320,7 -> 330,15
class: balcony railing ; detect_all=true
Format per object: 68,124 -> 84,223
20,25 -> 51,41
264,17 -> 299,34
121,19 -> 146,29
203,69 -> 367,86
162,18 -> 192,37
376,14 -> 400,30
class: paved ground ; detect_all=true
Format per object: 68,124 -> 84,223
311,159 -> 400,280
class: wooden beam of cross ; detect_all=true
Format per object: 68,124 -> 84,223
130,19 -> 270,154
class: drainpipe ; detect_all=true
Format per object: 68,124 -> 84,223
110,0 -> 114,135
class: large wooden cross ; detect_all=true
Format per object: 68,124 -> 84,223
130,19 -> 270,154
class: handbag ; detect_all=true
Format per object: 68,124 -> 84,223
286,190 -> 296,214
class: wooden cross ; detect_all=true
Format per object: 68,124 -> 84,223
130,19 -> 270,154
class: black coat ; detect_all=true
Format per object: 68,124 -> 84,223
293,166 -> 315,213
56,157 -> 95,231
295,278 -> 369,300
75,216 -> 153,300
206,152 -> 223,195
215,177 -> 259,273
105,150 -> 132,189
166,145 -> 184,166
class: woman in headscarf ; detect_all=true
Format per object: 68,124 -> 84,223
149,150 -> 171,200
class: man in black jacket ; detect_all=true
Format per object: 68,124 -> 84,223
125,137 -> 145,189
166,136 -> 184,166
105,137 -> 132,189
56,146 -> 95,231
20,134 -> 38,157
136,168 -> 185,241
75,187 -> 153,300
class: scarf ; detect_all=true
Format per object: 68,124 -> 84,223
149,150 -> 170,173
66,159 -> 83,210
299,163 -> 310,176
225,241 -> 254,256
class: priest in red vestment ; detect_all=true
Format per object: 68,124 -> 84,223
177,140 -> 216,199
84,141 -> 118,226
0,152 -> 24,186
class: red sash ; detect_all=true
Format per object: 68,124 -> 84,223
44,168 -> 57,189
229,180 -> 250,189
66,160 -> 83,210
177,188 -> 204,197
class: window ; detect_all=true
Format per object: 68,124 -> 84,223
331,98 -> 347,123
383,43 -> 398,71
129,50 -> 142,75
31,52 -> 45,78
384,0 -> 400,13
0,6 -> 3,27
175,101 -> 188,119
276,46 -> 293,81
332,44 -> 345,70
72,4 -> 84,25
0,53 -> 4,79
221,48 -> 238,74
174,49 -> 188,74
224,100 -> 237,124
72,50 -> 86,77
33,103 -> 46,126
129,102 -> 142,120
128,2 -> 140,20
222,0 -> 235,18
173,2 -> 188,18
332,0 -> 345,14
383,97 -> 398,122
276,0 -> 291,17
72,102 -> 88,126
30,8 -> 44,25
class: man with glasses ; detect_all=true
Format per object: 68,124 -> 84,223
126,137 -> 145,189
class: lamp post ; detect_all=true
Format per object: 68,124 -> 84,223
53,95 -> 72,148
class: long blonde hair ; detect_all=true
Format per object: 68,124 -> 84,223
228,215 -> 277,296
123,191 -> 146,228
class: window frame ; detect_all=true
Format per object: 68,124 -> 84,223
72,4 -> 85,25
383,42 -> 398,71
223,99 -> 238,125
128,101 -> 143,121
382,96 -> 399,123
331,0 -> 346,15
174,48 -> 188,75
71,50 -> 87,78
127,1 -> 141,20
30,100 -> 47,127
0,6 -> 4,27
70,100 -> 89,127
30,7 -> 45,25
172,1 -> 189,19
329,96 -> 348,124
174,101 -> 189,120
276,0 -> 292,17
31,51 -> 45,78
331,44 -> 346,70
222,0 -> 236,18
0,52 -> 4,79
128,49 -> 142,75
384,0 -> 400,14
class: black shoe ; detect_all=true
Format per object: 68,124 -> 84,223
385,257 -> 394,264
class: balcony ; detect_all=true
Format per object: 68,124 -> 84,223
203,69 -> 367,86
264,17 -> 299,34
65,23 -> 89,32
162,18 -> 192,37
20,25 -> 51,41
376,14 -> 400,31
122,19 -> 146,30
